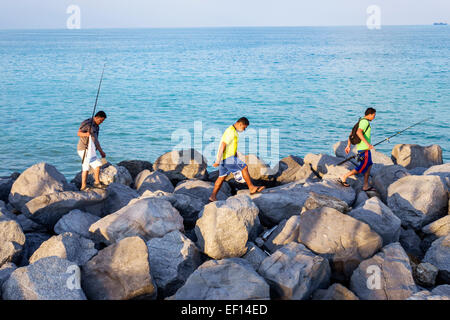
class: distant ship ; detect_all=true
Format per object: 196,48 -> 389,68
433,22 -> 448,25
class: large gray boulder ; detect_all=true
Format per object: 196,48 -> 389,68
258,242 -> 331,300
387,175 -> 448,230
153,149 -> 208,183
195,195 -> 261,259
146,230 -> 202,298
312,283 -> 359,300
102,183 -> 139,216
54,209 -> 101,243
8,163 -> 72,211
81,236 -> 157,300
372,165 -> 410,202
174,179 -> 231,205
274,155 -> 318,185
301,191 -> 349,214
168,258 -> 270,300
71,163 -> 133,189
304,153 -> 349,175
298,207 -> 382,279
349,242 -> 418,300
423,235 -> 450,283
15,214 -> 47,233
89,197 -> 184,245
29,232 -> 97,266
422,215 -> 450,239
264,215 -> 301,253
135,170 -> 174,194
347,197 -> 402,246
17,233 -> 51,267
241,153 -> 274,182
116,160 -> 153,181
0,217 -> 26,267
391,144 -> 443,170
0,262 -> 17,296
139,190 -> 204,227
2,256 -> 87,300
0,173 -> 19,203
22,189 -> 108,228
424,163 -> 450,190
242,242 -> 269,271
399,228 -> 424,258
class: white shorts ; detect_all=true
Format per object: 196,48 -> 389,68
77,150 -> 102,172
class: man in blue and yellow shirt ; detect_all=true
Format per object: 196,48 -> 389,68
209,117 -> 265,202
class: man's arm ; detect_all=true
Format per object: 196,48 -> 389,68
213,142 -> 227,167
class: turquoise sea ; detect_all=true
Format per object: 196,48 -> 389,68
0,26 -> 449,179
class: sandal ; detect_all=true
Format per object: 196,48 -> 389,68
338,179 -> 350,187
363,186 -> 376,192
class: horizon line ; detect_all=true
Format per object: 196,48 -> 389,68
0,23 -> 445,31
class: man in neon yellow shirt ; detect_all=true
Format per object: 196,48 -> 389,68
339,108 -> 376,192
209,117 -> 265,202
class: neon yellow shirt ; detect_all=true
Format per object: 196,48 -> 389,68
357,118 -> 371,151
221,125 -> 239,160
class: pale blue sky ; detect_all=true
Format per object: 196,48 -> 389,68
0,0 -> 449,29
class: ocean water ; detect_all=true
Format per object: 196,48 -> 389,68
0,26 -> 449,179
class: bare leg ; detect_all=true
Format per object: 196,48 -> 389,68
81,171 -> 89,190
209,176 -> 227,202
340,169 -> 358,184
241,166 -> 265,194
94,166 -> 101,184
362,165 -> 372,190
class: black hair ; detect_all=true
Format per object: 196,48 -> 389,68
95,111 -> 107,119
365,108 -> 376,116
236,117 -> 250,126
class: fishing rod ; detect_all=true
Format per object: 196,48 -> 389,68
81,63 -> 106,164
337,117 -> 432,166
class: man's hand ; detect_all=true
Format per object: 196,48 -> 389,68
368,145 -> 375,151
212,162 -> 220,168
345,146 -> 351,154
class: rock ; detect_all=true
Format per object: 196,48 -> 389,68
423,235 -> 450,284
422,215 -> 450,239
174,179 -> 231,205
89,197 -> 184,245
408,167 -> 428,175
399,228 -> 423,258
350,242 -> 417,300
2,256 -> 87,300
298,207 -> 382,280
0,201 -> 17,221
102,183 -> 139,216
0,262 -> 17,296
387,175 -> 448,230
146,230 -> 202,298
15,214 -> 47,233
258,242 -> 331,300
116,160 -> 153,181
139,190 -> 203,227
195,195 -> 261,259
424,163 -> 450,190
54,209 -> 101,243
274,155 -> 317,185
391,144 -> 443,170
312,283 -> 359,300
168,258 -> 270,300
29,232 -> 97,266
347,197 -> 401,246
372,165 -> 410,202
242,242 -> 268,271
264,215 -> 301,253
135,170 -> 174,194
432,284 -> 450,296
81,236 -> 156,300
8,163 -> 72,211
414,262 -> 439,287
354,191 -> 369,208
304,179 -> 356,206
18,233 -> 52,267
0,217 -> 26,267
241,153 -> 274,182
407,290 -> 450,300
304,153 -> 349,175
153,149 -> 208,183
71,163 -> 133,188
22,189 -> 108,228
301,191 -> 349,214
0,173 -> 19,203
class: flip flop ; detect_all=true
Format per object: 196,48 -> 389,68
363,187 -> 376,192
208,198 -> 216,203
250,186 -> 266,195
338,179 -> 351,188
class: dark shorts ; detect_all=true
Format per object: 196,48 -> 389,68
355,150 -> 373,174
219,156 -> 247,177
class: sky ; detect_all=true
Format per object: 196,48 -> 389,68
0,0 -> 449,29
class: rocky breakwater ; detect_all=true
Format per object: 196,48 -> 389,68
0,144 -> 449,300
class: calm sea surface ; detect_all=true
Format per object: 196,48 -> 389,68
0,26 -> 449,179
